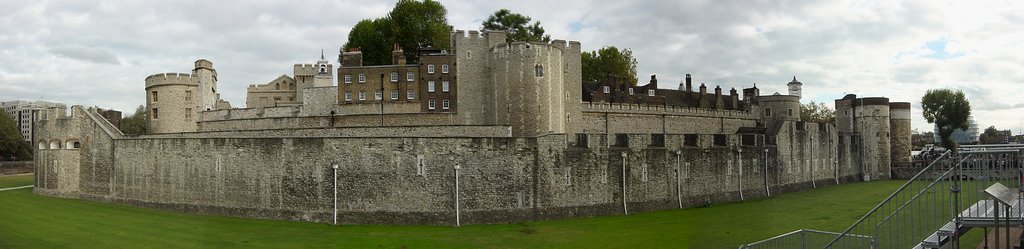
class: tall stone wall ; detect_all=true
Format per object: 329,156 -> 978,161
34,108 -> 857,225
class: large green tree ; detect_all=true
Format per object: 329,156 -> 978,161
921,88 -> 972,151
581,46 -> 638,85
340,0 -> 450,65
0,112 -> 32,161
120,105 -> 148,136
799,101 -> 835,123
481,9 -> 550,44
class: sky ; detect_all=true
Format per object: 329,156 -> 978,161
1,0 -> 1023,134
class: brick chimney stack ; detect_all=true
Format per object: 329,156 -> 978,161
685,74 -> 692,92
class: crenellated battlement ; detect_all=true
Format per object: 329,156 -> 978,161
145,72 -> 197,88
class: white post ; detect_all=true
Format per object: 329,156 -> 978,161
332,164 -> 338,225
454,162 -> 461,227
738,148 -> 744,201
764,148 -> 770,197
621,151 -> 628,215
676,150 -> 682,209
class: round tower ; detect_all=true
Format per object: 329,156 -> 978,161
856,97 -> 891,180
889,102 -> 912,166
145,73 -> 199,133
756,94 -> 801,121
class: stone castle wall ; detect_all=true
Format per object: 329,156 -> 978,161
34,106 -> 856,225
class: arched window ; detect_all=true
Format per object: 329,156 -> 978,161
49,140 -> 60,149
276,83 -> 280,90
535,64 -> 544,77
319,64 -> 327,73
289,82 -> 295,90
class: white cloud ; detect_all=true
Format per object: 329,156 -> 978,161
1,0 -> 1023,134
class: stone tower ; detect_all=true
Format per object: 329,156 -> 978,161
787,76 -> 802,98
193,59 -> 219,112
889,102 -> 912,166
835,95 -> 892,181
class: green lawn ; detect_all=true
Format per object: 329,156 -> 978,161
0,174 -> 981,248
0,174 -> 32,188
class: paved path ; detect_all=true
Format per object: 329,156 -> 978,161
0,185 -> 32,192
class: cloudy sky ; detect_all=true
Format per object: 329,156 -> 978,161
1,0 -> 1022,134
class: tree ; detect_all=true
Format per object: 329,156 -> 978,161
340,0 -> 450,66
978,125 -> 1008,144
581,46 -> 638,85
342,18 -> 394,66
482,9 -> 551,43
120,105 -> 148,136
799,101 -> 835,123
0,112 -> 32,161
921,88 -> 971,151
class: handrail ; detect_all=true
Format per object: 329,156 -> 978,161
822,150 -> 952,248
874,155 -> 970,226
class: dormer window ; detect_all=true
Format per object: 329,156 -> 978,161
648,89 -> 656,96
627,88 -> 634,95
603,86 -> 610,94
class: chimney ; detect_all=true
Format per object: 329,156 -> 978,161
730,87 -> 739,110
714,85 -> 724,110
649,75 -> 658,89
699,83 -> 707,95
391,44 -> 406,66
685,74 -> 692,92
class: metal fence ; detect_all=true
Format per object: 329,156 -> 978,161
740,145 -> 1024,249
738,229 -> 873,249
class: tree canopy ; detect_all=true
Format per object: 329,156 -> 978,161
582,46 -> 638,85
799,101 -> 835,123
978,125 -> 1008,144
340,0 -> 450,65
0,112 -> 32,161
120,105 -> 148,136
481,9 -> 550,44
921,88 -> 971,150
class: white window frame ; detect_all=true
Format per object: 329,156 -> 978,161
442,81 -> 449,92
442,99 -> 450,110
628,88 -> 634,95
390,72 -> 398,82
344,91 -> 352,101
648,89 -> 656,96
427,64 -> 435,74
603,86 -> 610,94
428,99 -> 436,110
358,91 -> 366,101
407,89 -> 415,100
374,90 -> 382,100
428,81 -> 435,92
358,73 -> 366,83
390,90 -> 399,100
441,64 -> 449,74
344,74 -> 352,84
407,72 -> 415,82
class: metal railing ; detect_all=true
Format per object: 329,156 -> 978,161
741,145 -> 1024,249
738,229 -> 873,249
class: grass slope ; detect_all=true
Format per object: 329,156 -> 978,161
0,175 -> 977,248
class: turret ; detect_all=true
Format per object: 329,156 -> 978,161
787,76 -> 802,98
192,59 -> 218,112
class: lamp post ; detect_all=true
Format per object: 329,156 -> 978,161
621,151 -> 628,215
738,148 -> 744,201
454,162 -> 461,227
332,164 -> 339,225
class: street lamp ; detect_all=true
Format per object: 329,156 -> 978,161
379,73 -> 385,126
